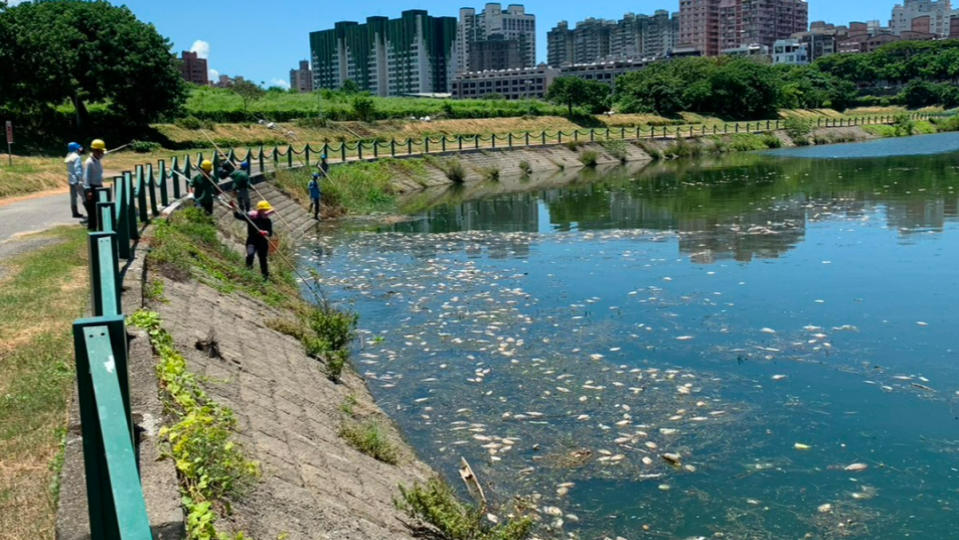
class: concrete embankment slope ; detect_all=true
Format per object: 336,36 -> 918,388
58,185 -> 433,540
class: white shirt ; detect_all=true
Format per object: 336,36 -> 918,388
83,156 -> 103,188
65,152 -> 82,185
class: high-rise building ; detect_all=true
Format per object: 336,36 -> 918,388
289,60 -> 313,93
179,51 -> 208,85
890,0 -> 952,36
679,0 -> 722,56
309,10 -> 457,97
546,11 -> 678,67
457,4 -> 536,74
683,0 -> 807,56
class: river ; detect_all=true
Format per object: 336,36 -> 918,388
301,133 -> 959,538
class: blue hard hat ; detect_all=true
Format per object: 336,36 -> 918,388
240,161 -> 250,170
67,142 -> 81,153
321,154 -> 327,159
312,173 -> 320,179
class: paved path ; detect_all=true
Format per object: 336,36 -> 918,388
0,188 -> 84,258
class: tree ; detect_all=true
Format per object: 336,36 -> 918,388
352,95 -> 376,121
546,77 -> 610,116
902,79 -> 940,109
0,0 -> 186,128
340,79 -> 360,94
233,80 -> 265,112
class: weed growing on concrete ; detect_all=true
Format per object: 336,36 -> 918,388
579,150 -> 599,167
443,158 -> 467,183
636,140 -> 663,160
129,310 -> 258,540
396,477 -> 534,540
518,160 -> 532,176
340,394 -> 358,415
145,278 -> 167,303
339,419 -> 399,464
599,140 -> 628,163
479,166 -> 500,181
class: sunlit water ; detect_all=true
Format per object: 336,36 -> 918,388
300,134 -> 959,538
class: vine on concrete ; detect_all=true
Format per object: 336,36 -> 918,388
129,309 -> 258,540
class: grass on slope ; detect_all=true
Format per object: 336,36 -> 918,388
0,226 -> 89,540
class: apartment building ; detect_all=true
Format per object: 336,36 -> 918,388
890,0 -> 952,37
457,4 -> 536,73
681,0 -> 807,55
559,59 -> 652,90
772,39 -> 808,64
289,60 -> 313,93
547,11 -> 678,66
309,10 -> 457,96
179,51 -> 208,86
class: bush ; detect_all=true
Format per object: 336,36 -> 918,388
352,95 -> 376,121
783,117 -> 813,142
579,150 -> 599,167
761,134 -> 783,148
893,113 -> 915,136
131,140 -> 161,153
518,160 -> 532,175
442,158 -> 466,183
479,166 -> 499,181
932,115 -> 959,132
339,419 -> 399,464
599,140 -> 628,163
396,477 -> 534,540
308,303 -> 357,352
175,115 -> 203,130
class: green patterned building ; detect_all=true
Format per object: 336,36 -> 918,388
310,10 -> 457,96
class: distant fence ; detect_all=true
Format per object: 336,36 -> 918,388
153,113 -> 934,183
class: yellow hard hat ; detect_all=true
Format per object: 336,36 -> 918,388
256,200 -> 272,212
90,139 -> 106,151
200,159 -> 213,172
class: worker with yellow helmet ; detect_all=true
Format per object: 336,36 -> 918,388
230,199 -> 274,279
190,159 -> 217,215
82,138 -> 107,230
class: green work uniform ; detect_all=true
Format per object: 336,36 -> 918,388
231,170 -> 251,212
190,173 -> 215,214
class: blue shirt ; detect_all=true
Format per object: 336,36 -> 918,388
308,179 -> 321,199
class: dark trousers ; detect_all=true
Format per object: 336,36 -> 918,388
237,189 -> 251,212
84,187 -> 100,230
246,242 -> 269,278
310,196 -> 321,218
196,198 -> 213,215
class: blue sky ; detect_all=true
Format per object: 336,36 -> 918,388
92,1 -> 904,87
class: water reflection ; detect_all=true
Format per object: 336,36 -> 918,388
392,150 -> 959,262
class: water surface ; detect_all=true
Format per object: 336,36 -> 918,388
301,135 -> 959,538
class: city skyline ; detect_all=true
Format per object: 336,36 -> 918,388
63,0 -> 918,88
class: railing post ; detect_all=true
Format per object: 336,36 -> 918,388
170,157 -> 181,199
474,135 -> 479,149
424,137 -> 429,154
146,165 -> 159,218
558,131 -> 563,143
589,129 -> 594,142
508,133 -> 513,148
342,143 -> 348,162
541,131 -> 546,145
374,140 -> 380,158
358,141 -> 364,160
288,145 -> 294,168
135,166 -> 148,225
158,160 -> 169,207
392,139 -> 397,157
87,232 -> 120,317
573,131 -> 578,142
258,147 -> 265,175
458,136 -> 463,151
305,144 -> 312,166
441,137 -> 446,152
114,176 -> 130,260
125,172 -> 140,241
525,132 -> 530,146
492,134 -> 496,149
408,138 -> 413,155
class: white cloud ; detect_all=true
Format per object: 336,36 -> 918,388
209,68 -> 220,81
270,78 -> 291,90
189,40 -> 210,60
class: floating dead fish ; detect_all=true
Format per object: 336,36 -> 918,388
661,453 -> 682,466
771,374 -> 787,381
794,442 -> 812,451
761,327 -> 777,334
844,463 -> 868,472
817,503 -> 832,513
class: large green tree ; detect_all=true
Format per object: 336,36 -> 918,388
546,77 -> 610,116
0,0 -> 186,128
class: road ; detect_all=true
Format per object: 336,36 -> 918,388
0,188 -> 84,259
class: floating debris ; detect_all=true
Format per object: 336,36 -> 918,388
794,443 -> 812,451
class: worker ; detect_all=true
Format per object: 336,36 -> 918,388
308,173 -> 321,219
65,142 -> 85,219
190,159 -> 216,215
231,200 -> 273,279
319,153 -> 329,175
83,139 -> 106,231
231,160 -> 252,212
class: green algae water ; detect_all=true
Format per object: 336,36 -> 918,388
301,133 -> 959,538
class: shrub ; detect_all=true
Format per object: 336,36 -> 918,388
579,150 -> 599,167
932,115 -> 959,133
339,419 -> 399,464
636,140 -> 663,160
442,159 -> 466,183
893,113 -> 915,137
131,140 -> 161,153
783,117 -> 813,142
761,134 -> 782,148
326,349 -> 347,381
352,95 -> 376,121
396,477 -> 534,540
518,160 -> 532,175
175,116 -> 203,130
308,303 -> 357,352
479,166 -> 500,181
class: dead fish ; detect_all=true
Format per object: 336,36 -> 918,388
794,442 -> 812,451
661,453 -> 682,466
844,463 -> 868,472
817,503 -> 832,513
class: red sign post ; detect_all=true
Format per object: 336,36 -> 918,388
4,121 -> 11,166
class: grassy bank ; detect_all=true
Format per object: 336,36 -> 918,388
0,226 -> 89,540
